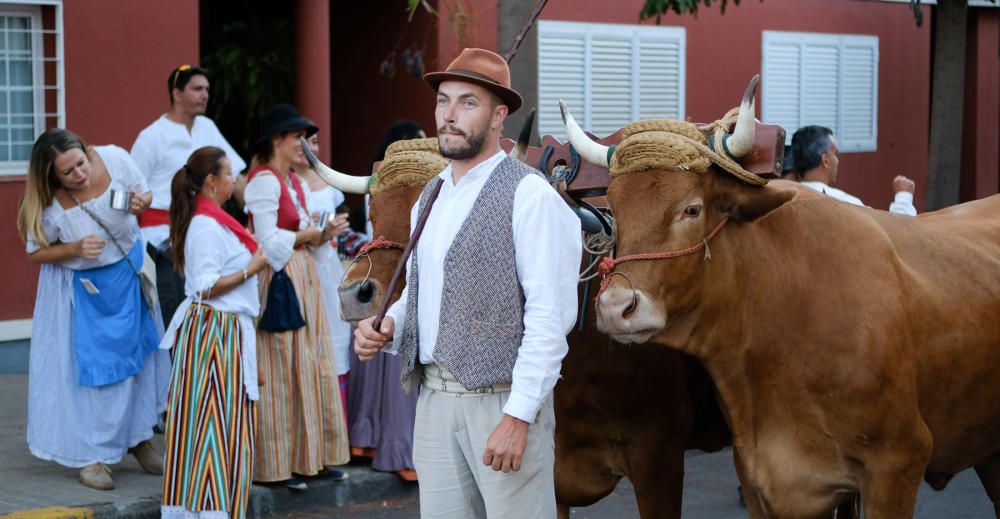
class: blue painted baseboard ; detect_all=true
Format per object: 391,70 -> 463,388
0,340 -> 29,373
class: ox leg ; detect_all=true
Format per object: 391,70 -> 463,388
628,438 -> 685,519
733,448 -> 768,519
557,504 -> 571,519
974,451 -> 1000,517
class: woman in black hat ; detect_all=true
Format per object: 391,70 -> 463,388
243,104 -> 349,489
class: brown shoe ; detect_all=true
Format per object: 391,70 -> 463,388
78,462 -> 113,490
129,440 -> 164,475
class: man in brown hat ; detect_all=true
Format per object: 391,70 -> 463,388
355,48 -> 582,517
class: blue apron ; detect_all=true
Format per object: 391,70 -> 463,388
72,241 -> 159,387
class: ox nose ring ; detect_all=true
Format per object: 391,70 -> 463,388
603,271 -> 639,316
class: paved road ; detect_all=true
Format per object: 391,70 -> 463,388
274,449 -> 995,518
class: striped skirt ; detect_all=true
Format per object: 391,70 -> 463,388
254,250 -> 349,482
162,304 -> 255,519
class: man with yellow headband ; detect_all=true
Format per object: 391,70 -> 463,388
130,65 -> 246,323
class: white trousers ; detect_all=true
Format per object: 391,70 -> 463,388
413,364 -> 556,518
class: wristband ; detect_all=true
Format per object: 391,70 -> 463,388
242,269 -> 248,282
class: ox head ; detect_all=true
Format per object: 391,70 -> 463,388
337,138 -> 448,322
562,76 -> 795,345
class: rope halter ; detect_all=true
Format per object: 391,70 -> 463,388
342,235 -> 407,287
597,217 -> 729,299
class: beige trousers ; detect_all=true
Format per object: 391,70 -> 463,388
413,364 -> 556,518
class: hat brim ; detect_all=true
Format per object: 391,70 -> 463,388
256,117 -> 319,147
424,71 -> 522,114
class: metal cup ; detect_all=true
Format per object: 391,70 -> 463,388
109,190 -> 132,211
316,211 -> 334,229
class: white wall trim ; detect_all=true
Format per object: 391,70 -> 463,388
868,0 -> 999,7
0,319 -> 31,341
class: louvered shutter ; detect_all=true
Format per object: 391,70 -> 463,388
538,21 -> 685,142
840,40 -> 878,151
537,24 -> 585,138
762,32 -> 878,152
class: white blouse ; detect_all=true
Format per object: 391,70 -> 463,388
244,172 -> 312,271
26,145 -> 147,270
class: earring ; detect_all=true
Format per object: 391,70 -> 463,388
209,186 -> 217,198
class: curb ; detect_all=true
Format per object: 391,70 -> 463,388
2,467 -> 416,519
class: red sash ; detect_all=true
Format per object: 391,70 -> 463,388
247,165 -> 309,232
139,208 -> 169,227
194,195 -> 259,254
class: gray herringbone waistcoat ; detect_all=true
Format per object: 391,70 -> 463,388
399,156 -> 535,391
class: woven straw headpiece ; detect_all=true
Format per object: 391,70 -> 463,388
371,137 -> 449,195
610,108 -> 767,186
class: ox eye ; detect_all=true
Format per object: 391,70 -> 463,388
683,205 -> 702,218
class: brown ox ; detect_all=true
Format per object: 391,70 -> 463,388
319,136 -> 730,518
563,78 -> 1000,518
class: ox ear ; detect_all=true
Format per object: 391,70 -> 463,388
717,183 -> 795,222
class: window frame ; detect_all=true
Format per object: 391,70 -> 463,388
761,30 -> 879,153
0,0 -> 63,176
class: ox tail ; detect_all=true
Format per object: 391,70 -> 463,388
833,493 -> 862,519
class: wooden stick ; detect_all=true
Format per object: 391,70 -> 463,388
504,0 -> 550,64
371,178 -> 444,333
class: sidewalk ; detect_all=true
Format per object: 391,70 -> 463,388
0,374 -> 416,519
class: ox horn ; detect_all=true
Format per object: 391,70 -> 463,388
725,74 -> 759,159
509,107 -> 535,163
299,137 -> 371,194
559,100 -> 610,168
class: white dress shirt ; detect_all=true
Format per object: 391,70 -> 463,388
130,115 -> 246,247
385,149 -> 582,423
801,181 -> 917,216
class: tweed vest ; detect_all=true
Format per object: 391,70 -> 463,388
399,156 -> 536,391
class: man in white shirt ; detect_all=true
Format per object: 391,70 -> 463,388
792,125 -> 917,215
131,65 -> 246,322
354,48 -> 581,518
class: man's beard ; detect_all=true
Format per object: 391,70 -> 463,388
438,122 -> 488,160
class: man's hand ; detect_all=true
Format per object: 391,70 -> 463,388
893,175 -> 915,194
483,414 -> 529,473
354,316 -> 394,362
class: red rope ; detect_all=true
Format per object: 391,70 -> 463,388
598,218 -> 729,295
358,235 -> 406,255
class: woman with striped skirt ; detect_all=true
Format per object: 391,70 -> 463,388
161,147 -> 269,518
244,104 -> 350,489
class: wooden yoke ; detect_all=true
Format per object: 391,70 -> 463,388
501,120 -> 786,199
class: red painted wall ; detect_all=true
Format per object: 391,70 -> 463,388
537,0 -> 932,211
0,0 -> 199,320
961,9 -> 999,202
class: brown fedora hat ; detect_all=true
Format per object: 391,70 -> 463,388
424,48 -> 523,114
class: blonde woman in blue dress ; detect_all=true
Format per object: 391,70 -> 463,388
16,128 -> 170,490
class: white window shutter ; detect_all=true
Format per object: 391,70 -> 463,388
538,21 -> 685,142
762,31 -> 878,152
589,35 -> 632,137
537,27 -> 586,139
839,40 -> 878,151
801,43 -> 840,132
761,40 -> 801,144
637,36 -> 684,121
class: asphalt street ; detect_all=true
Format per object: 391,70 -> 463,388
271,448 -> 995,518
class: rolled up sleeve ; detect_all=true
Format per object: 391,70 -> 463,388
245,174 -> 296,271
